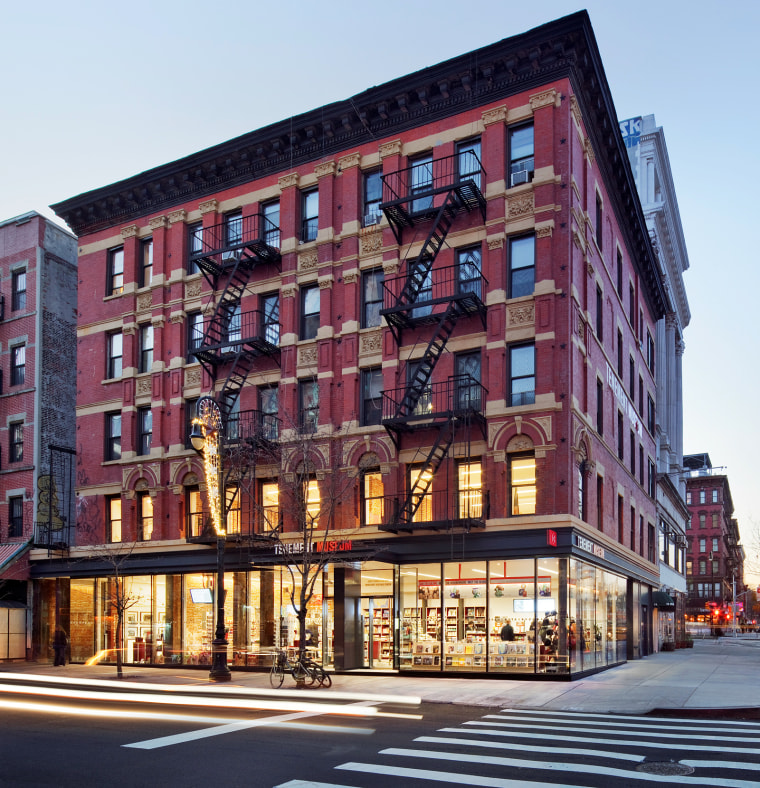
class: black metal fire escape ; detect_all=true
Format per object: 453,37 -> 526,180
378,151 -> 488,532
189,213 -> 282,542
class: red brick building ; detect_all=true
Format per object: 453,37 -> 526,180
39,12 -> 664,675
683,453 -> 745,626
0,212 -> 77,659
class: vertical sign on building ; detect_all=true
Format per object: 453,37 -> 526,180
619,116 -> 642,181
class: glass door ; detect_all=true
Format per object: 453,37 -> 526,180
361,596 -> 394,669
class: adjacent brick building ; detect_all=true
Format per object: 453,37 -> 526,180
684,453 -> 745,627
38,11 -> 665,675
0,212 -> 77,659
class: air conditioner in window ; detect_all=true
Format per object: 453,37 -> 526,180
511,170 -> 530,187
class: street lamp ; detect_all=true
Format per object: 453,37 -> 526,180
190,396 -> 231,682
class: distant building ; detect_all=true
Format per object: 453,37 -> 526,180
42,11 -> 666,676
0,212 -> 77,659
683,453 -> 745,627
620,115 -> 691,648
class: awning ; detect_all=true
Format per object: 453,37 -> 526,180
0,542 -> 30,580
652,590 -> 675,609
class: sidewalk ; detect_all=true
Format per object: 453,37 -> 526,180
3,638 -> 759,715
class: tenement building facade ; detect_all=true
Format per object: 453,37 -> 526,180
0,212 -> 77,659
38,12 -> 665,676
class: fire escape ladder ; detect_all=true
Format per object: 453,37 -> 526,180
394,419 -> 456,529
396,302 -> 460,420
397,191 -> 461,308
216,353 -> 256,423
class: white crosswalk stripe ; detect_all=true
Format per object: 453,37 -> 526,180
331,709 -> 760,786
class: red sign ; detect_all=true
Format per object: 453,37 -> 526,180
546,529 -> 558,547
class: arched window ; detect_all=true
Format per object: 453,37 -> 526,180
507,436 -> 536,516
359,453 -> 384,526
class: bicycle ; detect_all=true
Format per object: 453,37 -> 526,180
270,649 -> 332,688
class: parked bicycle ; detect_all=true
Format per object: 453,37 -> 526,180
270,649 -> 332,688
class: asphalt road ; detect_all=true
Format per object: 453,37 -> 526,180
3,678 -> 760,787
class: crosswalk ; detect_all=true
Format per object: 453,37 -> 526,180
287,708 -> 760,787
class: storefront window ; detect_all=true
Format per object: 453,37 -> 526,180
70,579 -> 96,663
399,564 -> 440,671
183,572 -> 233,665
443,560 -> 486,672
361,563 -> 394,668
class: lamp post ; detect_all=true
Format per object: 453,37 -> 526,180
190,396 -> 231,682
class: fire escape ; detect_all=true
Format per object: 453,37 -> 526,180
379,151 -> 489,532
190,213 -> 281,542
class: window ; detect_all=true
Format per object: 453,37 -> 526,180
262,200 -> 280,247
648,458 -> 656,498
361,367 -> 383,426
224,210 -> 243,249
647,330 -> 655,374
617,329 -> 623,377
363,170 -> 382,226
184,398 -> 198,450
107,496 -> 122,543
509,234 -> 535,298
508,123 -> 534,186
578,460 -> 587,522
455,351 -> 482,411
712,489 -> 719,504
300,286 -> 320,340
698,559 -> 706,576
686,491 -> 692,505
410,154 -> 433,212
712,513 -> 718,529
261,293 -> 280,345
639,445 -> 644,486
137,407 -> 152,456
628,283 -> 635,327
596,285 -> 604,341
261,481 -> 279,532
303,478 -> 320,525
596,378 -> 604,436
187,486 -> 203,537
648,523 -> 655,563
408,360 -> 432,415
11,270 -> 26,312
458,460 -> 483,519
595,192 -> 603,251
617,494 -> 624,543
596,474 -> 604,530
362,470 -> 384,526
225,396 -> 240,442
8,496 -> 23,538
362,268 -> 384,328
616,250 -> 623,298
259,385 -> 279,441
508,343 -> 535,406
712,537 -> 719,552
107,247 -> 124,296
457,138 -> 481,191
187,222 -> 203,274
457,246 -> 482,298
223,302 -> 241,352
629,356 -> 635,399
509,454 -> 536,515
299,379 -> 319,433
638,376 -> 643,416
226,487 -> 241,535
140,239 -> 153,288
187,311 -> 204,359
139,324 -> 153,373
409,466 -> 433,522
630,506 -> 636,552
9,422 -> 23,463
630,430 -> 635,475
699,490 -> 706,504
138,492 -> 153,541
107,332 -> 123,378
617,411 -> 624,460
105,412 -> 121,461
10,345 -> 25,386
301,189 -> 319,242
699,513 -> 706,529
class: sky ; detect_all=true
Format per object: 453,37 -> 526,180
2,1 -> 758,573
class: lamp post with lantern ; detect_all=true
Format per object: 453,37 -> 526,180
190,396 -> 232,682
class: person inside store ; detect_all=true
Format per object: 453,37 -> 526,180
303,626 -> 318,649
52,625 -> 68,666
500,619 -> 515,641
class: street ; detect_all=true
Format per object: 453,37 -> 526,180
3,674 -> 760,787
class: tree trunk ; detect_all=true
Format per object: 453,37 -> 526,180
116,611 -> 123,678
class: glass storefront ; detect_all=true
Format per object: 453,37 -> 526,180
36,554 -> 632,676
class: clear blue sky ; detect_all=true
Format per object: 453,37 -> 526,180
3,1 -> 758,574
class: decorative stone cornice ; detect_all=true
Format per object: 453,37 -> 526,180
382,260 -> 399,276
508,303 -> 535,326
360,228 -> 382,255
199,199 -> 217,215
151,315 -> 166,329
148,215 -> 167,231
535,220 -> 554,239
342,270 -> 359,285
482,106 -> 507,126
507,192 -> 534,220
529,88 -> 559,111
170,311 -> 185,324
281,283 -> 298,299
338,152 -> 361,170
136,292 -> 152,312
318,275 -> 334,290
184,367 -> 201,388
278,172 -> 299,190
569,95 -> 583,129
185,279 -> 202,299
298,251 -> 318,273
121,224 -> 139,240
315,161 -> 336,179
584,137 -> 596,166
168,209 -> 187,224
379,140 -> 401,158
487,234 -> 505,250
